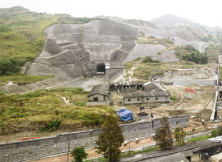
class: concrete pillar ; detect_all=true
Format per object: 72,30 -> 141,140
105,62 -> 110,81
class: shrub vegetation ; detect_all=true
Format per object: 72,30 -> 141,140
0,87 -> 115,129
175,45 -> 208,64
71,146 -> 88,162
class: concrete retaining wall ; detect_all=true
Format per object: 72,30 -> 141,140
185,132 -> 211,141
173,79 -> 216,86
86,101 -> 108,106
0,115 -> 189,162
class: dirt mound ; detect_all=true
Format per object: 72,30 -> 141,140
185,87 -> 195,93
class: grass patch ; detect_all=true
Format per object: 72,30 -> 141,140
0,120 -> 5,127
170,96 -> 177,100
189,135 -> 211,142
127,59 -> 204,80
0,87 -> 115,129
121,145 -> 160,158
137,36 -> 156,44
220,66 -> 222,81
124,61 -> 134,71
136,36 -> 173,46
0,74 -> 52,85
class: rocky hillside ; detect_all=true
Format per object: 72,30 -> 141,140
0,6 -> 212,84
25,20 -> 170,80
150,14 -> 204,28
98,16 -> 209,53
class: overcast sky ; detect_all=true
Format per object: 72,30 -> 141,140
1,0 -> 222,27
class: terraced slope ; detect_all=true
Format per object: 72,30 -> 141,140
98,16 -> 209,53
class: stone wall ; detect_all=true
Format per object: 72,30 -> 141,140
173,79 -> 216,86
0,115 -> 189,162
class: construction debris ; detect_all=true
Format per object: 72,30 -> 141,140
185,93 -> 195,100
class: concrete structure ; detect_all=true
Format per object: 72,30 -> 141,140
173,79 -> 216,86
105,62 -> 110,81
87,84 -> 109,106
211,152 -> 222,162
219,55 -> 222,64
123,91 -> 170,104
120,134 -> 222,162
0,115 -> 189,162
121,82 -> 171,104
110,81 -> 144,92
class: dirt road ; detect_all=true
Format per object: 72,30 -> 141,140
32,137 -> 155,162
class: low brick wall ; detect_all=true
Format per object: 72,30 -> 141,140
0,115 -> 189,162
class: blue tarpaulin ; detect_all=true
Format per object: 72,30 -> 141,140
117,108 -> 134,121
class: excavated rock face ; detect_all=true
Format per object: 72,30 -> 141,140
28,19 -> 205,81
26,20 -> 143,79
98,16 -> 209,53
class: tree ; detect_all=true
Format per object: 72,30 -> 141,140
95,114 -> 124,162
154,116 -> 173,149
174,127 -> 186,145
70,146 -> 88,162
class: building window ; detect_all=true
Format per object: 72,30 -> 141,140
165,96 -> 168,100
93,97 -> 98,101
137,98 -> 141,101
128,99 -> 131,102
155,97 -> 158,100
147,98 -> 149,101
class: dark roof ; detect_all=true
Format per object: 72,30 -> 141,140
111,81 -> 144,86
143,82 -> 165,92
142,153 -> 190,162
122,90 -> 170,98
88,84 -> 109,97
120,138 -> 221,162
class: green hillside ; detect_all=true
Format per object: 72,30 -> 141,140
0,87 -> 115,133
0,6 -> 99,77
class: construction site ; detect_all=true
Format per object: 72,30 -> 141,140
1,13 -> 222,162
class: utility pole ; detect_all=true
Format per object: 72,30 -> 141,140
67,122 -> 71,162
149,100 -> 154,140
128,136 -> 132,155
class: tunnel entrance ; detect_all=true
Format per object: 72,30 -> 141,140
96,63 -> 105,73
